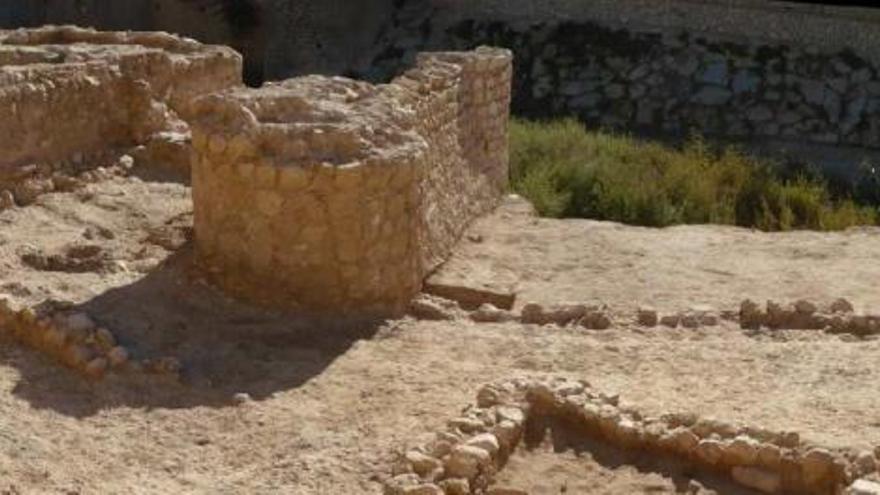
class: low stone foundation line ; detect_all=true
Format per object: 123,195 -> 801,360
0,298 -> 180,380
383,377 -> 880,495
410,294 -> 879,337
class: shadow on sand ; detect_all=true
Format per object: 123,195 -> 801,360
518,412 -> 762,495
0,243 -> 393,418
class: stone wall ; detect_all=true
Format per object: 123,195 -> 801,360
440,21 -> 880,148
0,26 -> 241,190
190,47 -> 512,316
383,376 -> 880,494
366,0 -> 880,154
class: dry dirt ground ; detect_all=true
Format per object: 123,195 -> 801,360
0,173 -> 879,494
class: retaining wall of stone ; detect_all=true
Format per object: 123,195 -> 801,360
0,26 -> 241,189
362,0 -> 880,166
190,47 -> 512,315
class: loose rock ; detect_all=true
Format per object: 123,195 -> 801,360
409,295 -> 458,321
445,445 -> 491,479
470,303 -> 513,323
731,466 -> 782,494
848,479 -> 880,495
107,346 -> 129,367
660,314 -> 680,328
84,357 -> 108,379
438,478 -> 469,495
831,298 -> 855,313
465,433 -> 500,456
405,451 -> 442,477
637,307 -> 658,326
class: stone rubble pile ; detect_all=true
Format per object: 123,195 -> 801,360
740,298 -> 880,336
384,375 -> 880,494
384,378 -> 531,495
409,294 -> 880,339
409,296 -> 735,331
0,298 -> 180,380
409,297 -> 614,329
0,152 -> 137,212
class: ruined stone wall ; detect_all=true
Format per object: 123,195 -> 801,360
396,50 -> 512,270
190,47 -> 512,316
0,26 -> 241,190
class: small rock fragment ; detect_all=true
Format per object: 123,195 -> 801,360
695,439 -> 725,465
405,450 -> 442,477
794,299 -> 818,315
583,311 -> 612,330
493,420 -> 520,451
12,178 -> 53,206
756,443 -> 783,469
848,479 -> 880,495
724,435 -> 759,466
44,326 -> 69,347
150,356 -> 182,376
732,466 -> 782,494
831,298 -> 855,313
522,302 -> 590,326
438,478 -> 469,495
52,174 -> 83,192
660,314 -> 680,328
740,299 -> 764,329
93,327 -> 116,349
801,448 -> 837,487
669,428 -> 700,455
637,307 -> 659,326
384,474 -> 435,495
465,433 -> 500,456
62,312 -> 96,333
445,445 -> 491,479
0,190 -> 15,210
65,344 -> 94,368
855,450 -> 877,476
409,295 -> 457,321
470,303 -> 512,323
496,406 -> 525,426
680,313 -> 700,328
84,357 -> 108,379
118,154 -> 135,170
486,487 -> 529,495
107,346 -> 129,367
476,385 -> 503,407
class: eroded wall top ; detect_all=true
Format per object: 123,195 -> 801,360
0,25 -> 241,191
189,46 -> 512,315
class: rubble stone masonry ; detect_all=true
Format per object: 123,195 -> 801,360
0,25 -> 241,187
190,47 -> 512,316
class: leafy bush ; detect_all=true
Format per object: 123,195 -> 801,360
509,118 -> 879,231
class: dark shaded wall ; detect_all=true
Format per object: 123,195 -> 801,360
0,0 -> 263,83
0,0 -> 396,86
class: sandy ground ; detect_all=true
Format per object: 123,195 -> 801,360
495,414 -> 759,495
433,197 -> 880,314
0,177 -> 879,494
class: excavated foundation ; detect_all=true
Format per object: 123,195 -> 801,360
383,377 -> 880,495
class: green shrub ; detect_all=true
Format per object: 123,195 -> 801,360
509,118 -> 879,231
